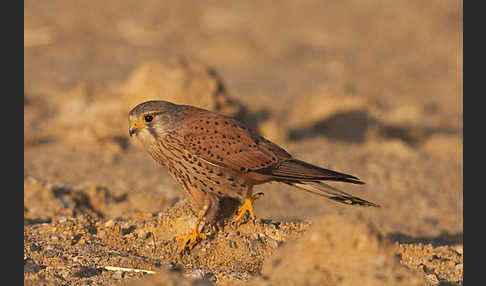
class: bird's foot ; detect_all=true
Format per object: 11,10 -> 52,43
177,226 -> 206,253
233,192 -> 264,223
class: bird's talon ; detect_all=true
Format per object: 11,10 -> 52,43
177,229 -> 206,253
234,191 -> 263,223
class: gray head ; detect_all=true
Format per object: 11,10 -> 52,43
128,100 -> 183,142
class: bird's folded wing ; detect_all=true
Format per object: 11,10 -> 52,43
177,107 -> 290,172
255,159 -> 365,184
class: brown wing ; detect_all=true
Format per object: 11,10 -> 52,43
178,106 -> 291,172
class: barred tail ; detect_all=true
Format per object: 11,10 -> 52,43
287,181 -> 380,207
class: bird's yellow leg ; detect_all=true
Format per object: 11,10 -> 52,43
234,188 -> 264,222
177,212 -> 206,253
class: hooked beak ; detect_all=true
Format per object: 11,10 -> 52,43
129,121 -> 144,136
129,126 -> 137,136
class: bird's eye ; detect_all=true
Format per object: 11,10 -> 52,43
143,115 -> 154,123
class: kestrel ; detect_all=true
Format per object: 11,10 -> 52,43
128,100 -> 379,252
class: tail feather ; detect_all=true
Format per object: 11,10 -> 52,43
287,181 -> 380,207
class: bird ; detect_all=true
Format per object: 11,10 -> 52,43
128,100 -> 379,253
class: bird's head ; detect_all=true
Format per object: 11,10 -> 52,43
128,100 -> 183,144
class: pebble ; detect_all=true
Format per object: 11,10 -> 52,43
104,220 -> 115,227
86,225 -> 97,235
203,272 -> 217,283
185,269 -> 204,279
454,244 -> 463,255
60,269 -> 70,278
24,259 -> 41,274
73,266 -> 102,278
30,244 -> 42,252
44,249 -> 58,258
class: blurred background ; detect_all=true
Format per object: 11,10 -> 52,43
25,0 -> 462,241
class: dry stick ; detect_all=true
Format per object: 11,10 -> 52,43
102,266 -> 156,274
151,231 -> 157,254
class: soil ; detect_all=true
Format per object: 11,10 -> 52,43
25,0 -> 462,285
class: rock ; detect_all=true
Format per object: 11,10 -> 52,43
24,259 -> 42,274
120,58 -> 242,117
255,213 -> 427,286
43,58 -> 244,147
72,266 -> 102,278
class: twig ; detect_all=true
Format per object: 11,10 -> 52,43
102,266 -> 156,274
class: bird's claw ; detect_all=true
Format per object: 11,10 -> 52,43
177,228 -> 206,254
234,192 -> 264,223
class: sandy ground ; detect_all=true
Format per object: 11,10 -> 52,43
24,0 -> 462,285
